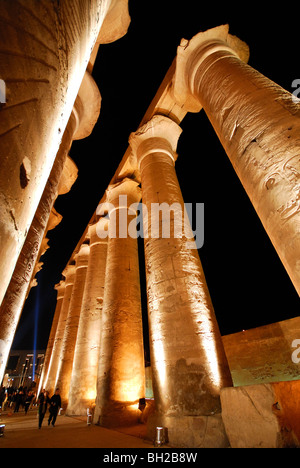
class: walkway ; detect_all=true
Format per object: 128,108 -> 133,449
0,408 -> 158,448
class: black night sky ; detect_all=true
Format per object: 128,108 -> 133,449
12,1 -> 299,352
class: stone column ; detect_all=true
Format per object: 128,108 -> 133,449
0,70 -> 101,386
43,264 -> 76,395
129,115 -> 232,448
55,243 -> 90,406
38,280 -> 65,396
172,24 -> 300,296
67,219 -> 108,416
0,111 -> 77,386
97,0 -> 131,45
94,178 -> 145,427
0,0 -> 111,307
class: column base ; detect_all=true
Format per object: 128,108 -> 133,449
94,400 -> 143,428
221,381 -> 300,448
146,411 -> 229,448
66,399 -> 95,417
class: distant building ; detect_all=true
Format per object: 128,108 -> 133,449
3,350 -> 45,389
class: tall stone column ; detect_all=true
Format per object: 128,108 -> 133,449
129,115 -> 232,448
0,70 -> 101,386
0,111 -> 77,386
0,0 -> 112,307
38,280 -> 65,396
67,219 -> 108,416
43,264 -> 76,395
56,243 -> 90,406
94,178 -> 145,427
172,24 -> 300,296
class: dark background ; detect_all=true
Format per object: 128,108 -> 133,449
13,1 -> 299,354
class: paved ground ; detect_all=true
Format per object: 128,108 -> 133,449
0,408 -> 158,449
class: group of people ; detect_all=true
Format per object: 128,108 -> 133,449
0,385 -> 36,413
38,388 -> 62,429
0,385 -> 62,429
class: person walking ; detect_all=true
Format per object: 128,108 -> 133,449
38,389 -> 50,429
0,386 -> 6,412
48,388 -> 61,427
14,387 -> 24,413
24,390 -> 34,414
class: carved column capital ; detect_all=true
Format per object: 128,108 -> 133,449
129,107 -> 233,445
106,177 -> 142,211
73,71 -> 101,140
62,264 -> 76,286
57,156 -> 78,196
129,115 -> 182,169
171,24 -> 249,112
74,243 -> 90,269
97,0 -> 131,44
54,280 -> 66,300
89,218 -> 109,245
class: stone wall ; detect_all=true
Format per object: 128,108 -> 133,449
222,317 -> 300,386
221,380 -> 300,448
145,317 -> 300,392
144,317 -> 300,447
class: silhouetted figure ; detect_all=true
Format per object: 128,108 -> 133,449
48,388 -> 61,427
38,390 -> 50,429
14,387 -> 24,413
24,391 -> 34,414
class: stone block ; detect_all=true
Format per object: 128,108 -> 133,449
221,381 -> 300,448
147,412 -> 229,448
222,317 -> 300,386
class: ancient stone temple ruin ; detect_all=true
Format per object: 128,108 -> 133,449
0,1 -> 299,448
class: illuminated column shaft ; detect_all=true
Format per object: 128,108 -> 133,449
0,70 -> 101,386
67,220 -> 108,415
0,111 -> 77,387
129,116 -> 232,440
173,24 -> 300,295
43,264 -> 76,394
0,0 -> 111,307
94,178 -> 145,427
56,243 -> 90,406
38,280 -> 65,395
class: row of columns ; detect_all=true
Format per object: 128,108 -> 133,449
1,21 -> 297,448
94,180 -> 145,427
172,24 -> 300,296
0,0 -> 111,307
42,180 -> 146,427
42,112 -> 233,444
67,221 -> 108,415
42,24 -> 299,448
0,71 -> 100,386
129,116 -> 233,445
0,0 -> 131,386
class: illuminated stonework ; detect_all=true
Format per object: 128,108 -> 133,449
172,24 -> 300,296
67,220 -> 108,416
0,0 -> 111,309
39,280 -> 65,395
55,243 -> 90,406
93,179 -> 145,427
129,115 -> 233,447
0,70 -> 100,387
44,264 -> 76,395
1,12 -> 299,449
